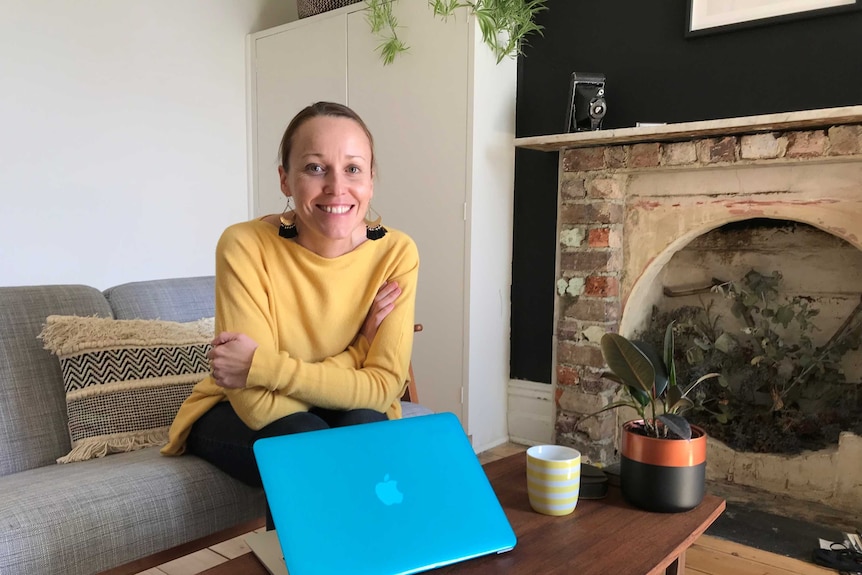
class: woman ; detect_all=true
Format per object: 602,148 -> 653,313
161,102 -> 419,512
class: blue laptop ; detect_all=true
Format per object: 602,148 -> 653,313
252,412 -> 516,575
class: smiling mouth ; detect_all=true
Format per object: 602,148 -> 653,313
318,205 -> 353,215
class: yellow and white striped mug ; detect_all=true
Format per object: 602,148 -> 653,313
526,445 -> 582,516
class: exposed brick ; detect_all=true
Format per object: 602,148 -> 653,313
557,341 -> 605,368
557,386 -> 609,415
587,227 -> 610,247
554,411 -> 585,438
561,298 -> 620,322
584,275 -> 619,297
556,391 -> 617,446
605,145 -> 626,168
574,410 -> 617,442
563,147 -> 605,172
606,227 -> 623,248
559,172 -> 587,199
740,133 -> 787,159
661,141 -> 697,166
696,136 -> 737,164
559,250 -> 614,272
556,278 -> 568,297
556,317 -> 580,341
556,365 -> 580,387
554,431 -> 616,465
827,125 -> 862,156
580,376 -> 618,394
559,202 -> 624,225
559,226 -> 586,248
581,325 -> 606,343
557,276 -> 584,297
586,177 -> 623,199
785,130 -> 827,158
627,143 -> 660,168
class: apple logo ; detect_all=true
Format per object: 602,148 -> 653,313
375,474 -> 404,506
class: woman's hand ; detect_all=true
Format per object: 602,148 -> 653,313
208,332 -> 259,389
361,281 -> 401,343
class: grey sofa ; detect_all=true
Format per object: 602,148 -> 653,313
0,276 -> 431,575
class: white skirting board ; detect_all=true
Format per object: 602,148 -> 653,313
507,380 -> 555,445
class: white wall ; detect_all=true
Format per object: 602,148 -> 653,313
0,0 -> 296,288
464,23 -> 517,453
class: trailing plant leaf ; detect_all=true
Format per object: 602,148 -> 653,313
366,0 -> 408,65
378,37 -> 408,65
367,0 -> 547,65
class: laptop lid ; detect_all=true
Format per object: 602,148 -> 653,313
252,412 -> 516,575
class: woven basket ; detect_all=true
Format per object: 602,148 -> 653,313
297,0 -> 364,19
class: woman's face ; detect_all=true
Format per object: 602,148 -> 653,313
279,115 -> 374,256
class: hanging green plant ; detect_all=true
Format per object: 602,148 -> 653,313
366,0 -> 548,65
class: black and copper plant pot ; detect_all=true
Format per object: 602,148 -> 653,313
620,420 -> 707,513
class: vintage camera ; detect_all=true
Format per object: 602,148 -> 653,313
565,73 -> 607,132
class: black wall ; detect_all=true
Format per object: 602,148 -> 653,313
510,0 -> 862,383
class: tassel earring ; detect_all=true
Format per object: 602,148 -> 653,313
364,206 -> 387,241
279,198 -> 298,239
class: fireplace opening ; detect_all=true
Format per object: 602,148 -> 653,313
532,111 -> 862,515
636,218 -> 862,454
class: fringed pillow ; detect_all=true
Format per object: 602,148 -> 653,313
39,315 -> 214,463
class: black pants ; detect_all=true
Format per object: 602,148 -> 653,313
186,401 -> 387,529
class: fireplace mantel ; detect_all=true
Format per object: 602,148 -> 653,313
515,105 -> 862,151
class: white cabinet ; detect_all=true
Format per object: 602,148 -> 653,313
247,2 -> 515,451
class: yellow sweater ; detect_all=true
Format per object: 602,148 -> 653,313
161,219 -> 419,455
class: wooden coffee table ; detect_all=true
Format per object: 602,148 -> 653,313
201,453 -> 725,575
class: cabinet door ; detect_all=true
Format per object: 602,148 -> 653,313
346,5 -> 470,421
251,16 -> 348,217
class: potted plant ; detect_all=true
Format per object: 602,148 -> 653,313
366,0 -> 548,64
595,323 -> 720,512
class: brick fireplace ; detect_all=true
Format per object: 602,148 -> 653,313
515,106 -> 862,513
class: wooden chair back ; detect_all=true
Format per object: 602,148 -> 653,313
401,323 -> 423,403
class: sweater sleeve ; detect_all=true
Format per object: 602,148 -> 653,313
213,228 -> 371,368
243,257 -> 417,412
216,225 -> 417,427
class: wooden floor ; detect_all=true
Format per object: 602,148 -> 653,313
134,442 -> 833,575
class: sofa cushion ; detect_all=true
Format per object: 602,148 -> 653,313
39,315 -> 214,463
0,285 -> 114,477
0,446 -> 265,575
105,276 -> 216,322
401,400 -> 434,418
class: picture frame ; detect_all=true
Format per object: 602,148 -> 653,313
686,0 -> 859,36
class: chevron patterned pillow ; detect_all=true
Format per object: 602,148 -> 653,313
39,315 -> 214,463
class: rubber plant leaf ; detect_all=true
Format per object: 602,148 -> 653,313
663,321 -> 677,395
666,385 -> 685,412
601,333 -> 655,396
632,339 -> 669,398
592,399 -> 647,418
657,413 -> 692,441
629,386 -> 651,408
